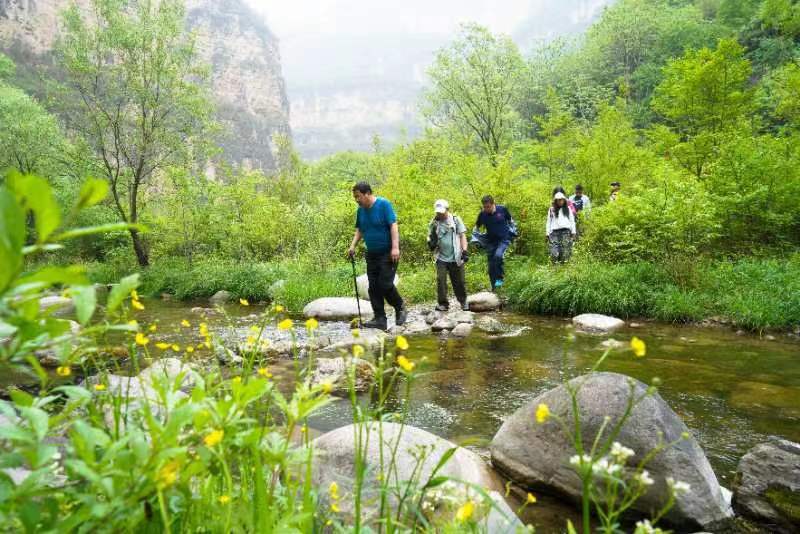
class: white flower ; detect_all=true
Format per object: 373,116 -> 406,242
667,477 -> 691,495
634,519 -> 663,534
569,454 -> 592,466
610,441 -> 635,462
635,470 -> 654,486
592,457 -> 622,476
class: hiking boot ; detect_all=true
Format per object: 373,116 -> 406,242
395,308 -> 408,326
363,317 -> 388,331
460,301 -> 470,311
435,304 -> 449,312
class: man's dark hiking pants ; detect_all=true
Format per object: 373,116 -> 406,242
366,251 -> 403,320
436,260 -> 466,308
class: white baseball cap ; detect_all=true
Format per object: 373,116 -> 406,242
434,199 -> 449,213
553,192 -> 567,200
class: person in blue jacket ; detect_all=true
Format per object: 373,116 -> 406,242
474,195 -> 514,291
347,181 -> 407,330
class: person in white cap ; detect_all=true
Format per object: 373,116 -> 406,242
427,199 -> 469,311
546,192 -> 577,263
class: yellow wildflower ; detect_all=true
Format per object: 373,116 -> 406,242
131,299 -> 145,311
305,317 -> 319,331
218,495 -> 231,505
148,324 -> 157,332
277,318 -> 293,330
232,376 -> 242,384
352,344 -> 365,358
535,403 -> 551,424
526,492 -> 537,504
330,502 -> 340,513
246,335 -> 257,346
631,336 -> 646,358
94,384 -> 106,392
257,367 -> 272,378
351,328 -> 360,338
204,429 -> 224,447
181,319 -> 190,328
274,305 -> 284,313
395,335 -> 409,351
157,460 -> 180,489
131,290 -> 139,300
56,366 -> 71,377
249,325 -> 260,333
186,346 -> 195,354
127,320 -> 139,328
135,332 -> 149,346
397,355 -> 415,372
321,380 -> 333,394
456,501 -> 475,522
171,344 -> 180,352
329,481 -> 339,500
239,298 -> 249,306
155,342 -> 170,350
199,322 -> 209,334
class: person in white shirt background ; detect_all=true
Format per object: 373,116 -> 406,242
546,192 -> 577,263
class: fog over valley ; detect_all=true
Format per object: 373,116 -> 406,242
247,0 -> 615,159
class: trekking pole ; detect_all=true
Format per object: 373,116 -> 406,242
349,254 -> 363,329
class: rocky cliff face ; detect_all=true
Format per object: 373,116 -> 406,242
0,0 -> 290,172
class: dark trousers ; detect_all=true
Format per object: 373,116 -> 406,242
486,239 -> 511,287
436,260 -> 467,307
366,251 -> 404,319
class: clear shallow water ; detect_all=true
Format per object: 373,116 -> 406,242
5,301 -> 799,531
303,313 -> 800,486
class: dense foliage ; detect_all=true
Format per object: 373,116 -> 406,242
2,0 -> 800,328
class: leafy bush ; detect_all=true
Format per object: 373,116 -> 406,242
580,165 -> 720,262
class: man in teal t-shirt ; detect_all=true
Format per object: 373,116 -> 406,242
347,182 -> 406,331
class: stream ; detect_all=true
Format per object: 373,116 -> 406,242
6,299 -> 799,532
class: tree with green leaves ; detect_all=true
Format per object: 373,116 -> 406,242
0,54 -> 67,178
58,0 -> 214,267
651,38 -> 753,177
423,23 -> 526,166
0,85 -> 66,177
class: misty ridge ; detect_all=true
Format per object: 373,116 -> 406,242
257,0 -> 615,159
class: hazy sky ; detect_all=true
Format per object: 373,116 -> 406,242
245,0 -> 532,38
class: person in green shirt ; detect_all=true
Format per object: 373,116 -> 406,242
427,199 -> 469,311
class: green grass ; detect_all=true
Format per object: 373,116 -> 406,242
505,254 -> 800,331
87,253 -> 800,330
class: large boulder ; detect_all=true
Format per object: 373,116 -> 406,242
303,297 -> 373,321
356,273 -> 400,300
572,313 -> 625,334
85,358 -> 195,428
732,439 -> 800,533
490,372 -> 731,529
312,422 -> 523,531
467,292 -> 501,312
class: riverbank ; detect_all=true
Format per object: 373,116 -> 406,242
86,254 -> 800,332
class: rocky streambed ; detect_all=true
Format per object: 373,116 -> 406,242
4,292 -> 800,532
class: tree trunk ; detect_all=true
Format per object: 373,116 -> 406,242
130,227 -> 150,267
